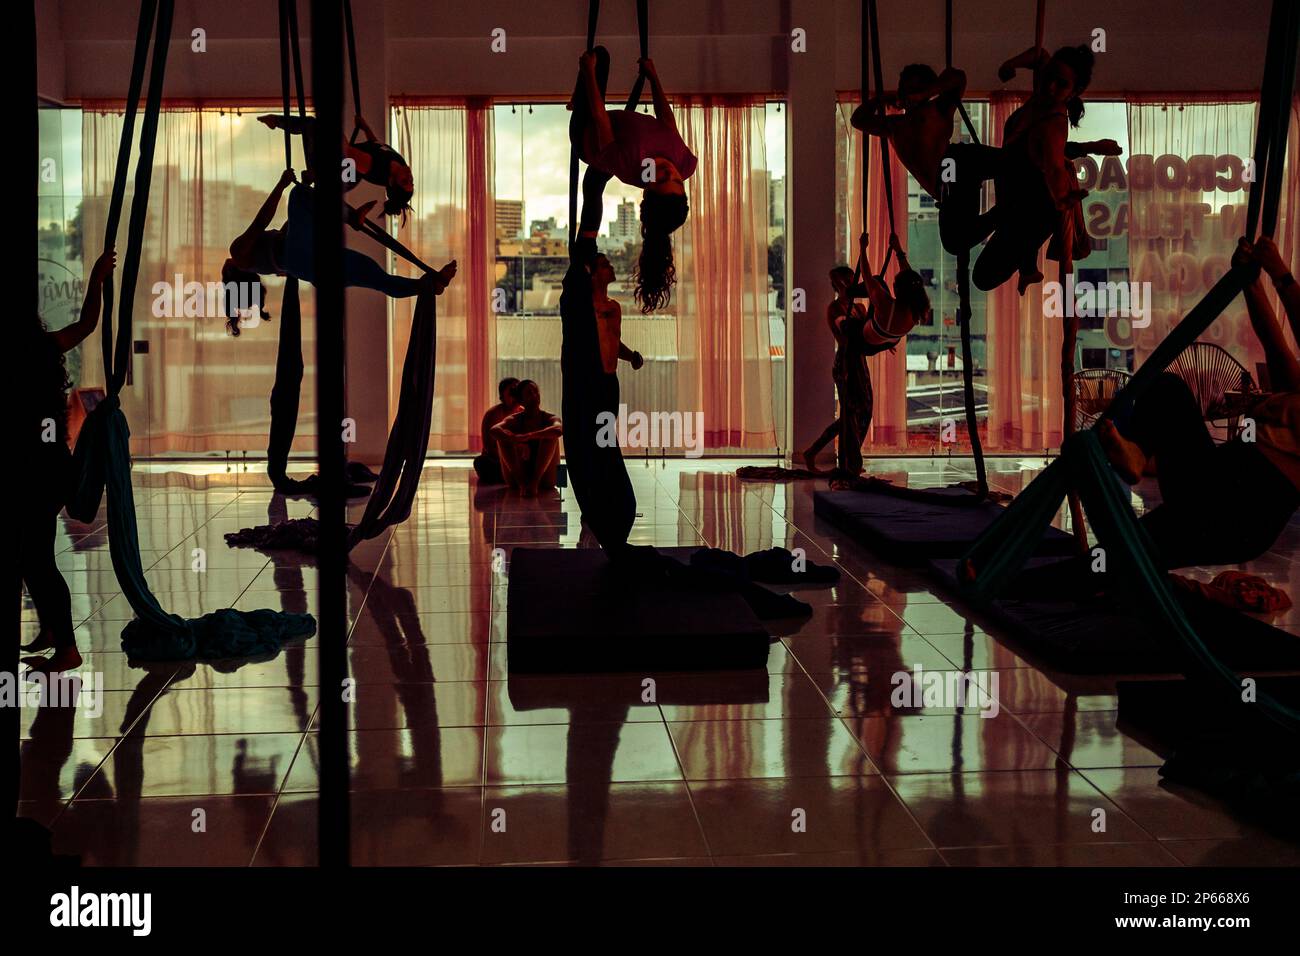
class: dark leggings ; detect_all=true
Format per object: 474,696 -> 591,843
1124,373 -> 1300,569
19,454 -> 75,649
972,150 -> 1056,292
279,185 -> 424,298
561,45 -> 637,555
937,142 -> 1001,256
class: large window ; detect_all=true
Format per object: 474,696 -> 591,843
832,97 -> 1258,454
73,105 -> 316,456
492,100 -> 788,453
38,106 -> 88,390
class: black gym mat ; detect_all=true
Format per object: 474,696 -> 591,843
813,487 -> 1076,563
1117,676 -> 1300,759
506,671 -> 771,711
928,557 -> 1300,675
506,547 -> 771,673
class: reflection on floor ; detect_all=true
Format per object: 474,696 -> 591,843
17,456 -> 1300,866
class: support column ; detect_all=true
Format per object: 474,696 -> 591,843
343,1 -> 393,465
787,0 -> 838,462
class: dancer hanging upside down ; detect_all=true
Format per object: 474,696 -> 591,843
803,234 -> 931,476
258,112 -> 414,220
974,44 -> 1117,295
221,170 -> 456,334
20,249 -> 116,673
571,47 -> 695,313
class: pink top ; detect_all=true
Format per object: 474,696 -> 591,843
591,110 -> 698,188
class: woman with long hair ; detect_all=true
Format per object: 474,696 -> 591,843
974,44 -> 1103,294
20,249 -> 116,673
570,48 -> 695,313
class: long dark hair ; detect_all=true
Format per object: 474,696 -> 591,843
893,269 -> 932,323
634,191 -> 689,313
220,261 -> 271,336
1051,45 -> 1095,128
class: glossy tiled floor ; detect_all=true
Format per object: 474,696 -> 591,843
17,456 -> 1300,866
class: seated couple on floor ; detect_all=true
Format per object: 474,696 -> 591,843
473,377 -> 563,496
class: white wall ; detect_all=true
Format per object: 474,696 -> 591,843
41,0 -> 1277,453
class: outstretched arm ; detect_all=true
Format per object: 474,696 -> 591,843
1236,239 -> 1300,393
250,169 -> 296,233
618,341 -> 645,369
638,58 -> 679,136
52,249 -> 116,353
849,102 -> 895,137
1252,236 -> 1300,346
579,51 -> 616,154
1065,139 -> 1123,159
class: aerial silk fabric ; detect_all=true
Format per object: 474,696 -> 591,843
228,282 -> 438,553
959,265 -> 1300,740
74,0 -> 315,662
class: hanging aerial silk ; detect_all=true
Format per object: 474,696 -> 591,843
232,0 -> 439,552
68,0 -> 314,661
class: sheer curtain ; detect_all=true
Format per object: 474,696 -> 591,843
984,92 -> 1064,452
1126,99 -> 1262,371
80,103 -> 311,455
674,96 -> 777,450
393,99 -> 496,451
838,101 -> 910,449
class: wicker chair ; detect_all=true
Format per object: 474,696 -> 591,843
1167,341 -> 1256,440
1073,368 -> 1132,431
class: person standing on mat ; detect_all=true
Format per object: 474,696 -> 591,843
20,248 -> 117,674
1096,238 -> 1300,570
571,48 -> 695,314
221,172 -> 456,334
473,377 -> 521,484
492,380 -> 563,497
803,235 -> 927,477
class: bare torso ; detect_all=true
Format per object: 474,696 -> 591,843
595,295 -> 622,374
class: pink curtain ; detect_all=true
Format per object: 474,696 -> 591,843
1126,99 -> 1261,371
1272,95 -> 1300,350
674,96 -> 777,450
985,92 -> 1064,452
80,104 -> 313,455
839,102 -> 910,449
393,99 -> 496,451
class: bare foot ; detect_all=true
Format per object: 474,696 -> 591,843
800,449 -> 821,474
1017,267 -> 1044,296
1099,419 -> 1146,484
21,629 -> 58,653
24,645 -> 83,675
